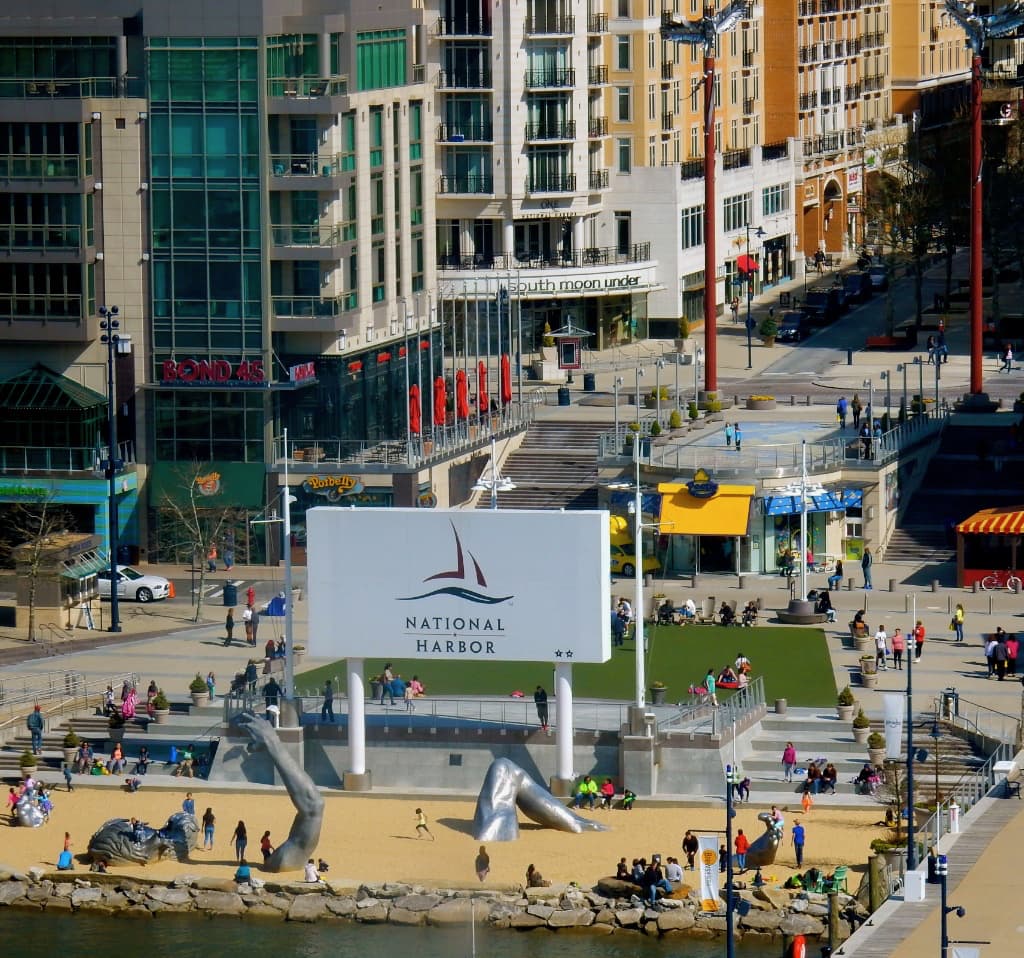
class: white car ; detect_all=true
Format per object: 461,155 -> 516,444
96,565 -> 171,603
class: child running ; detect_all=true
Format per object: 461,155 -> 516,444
415,807 -> 435,840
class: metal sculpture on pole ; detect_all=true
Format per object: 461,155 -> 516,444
662,1 -> 747,394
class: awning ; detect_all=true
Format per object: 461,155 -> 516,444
61,549 -> 107,580
762,487 -> 862,516
657,483 -> 755,536
957,506 -> 1024,535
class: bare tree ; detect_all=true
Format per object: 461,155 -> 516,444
156,461 -> 247,623
5,496 -> 71,642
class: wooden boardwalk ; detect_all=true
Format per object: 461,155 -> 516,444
836,793 -> 1021,956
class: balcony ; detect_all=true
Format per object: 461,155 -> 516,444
722,148 -> 751,170
0,440 -> 134,475
0,154 -> 81,181
0,77 -> 143,98
588,13 -> 609,33
436,16 -> 492,37
742,49 -> 755,68
588,168 -> 610,190
588,116 -> 609,137
679,158 -> 703,180
272,295 -> 347,319
821,89 -> 832,106
862,74 -> 885,93
661,112 -> 674,132
437,121 -> 493,142
798,1 -> 817,17
799,44 -> 818,64
438,69 -> 493,90
845,83 -> 861,100
0,224 -> 84,254
270,224 -> 345,258
436,242 -> 652,271
525,15 -> 575,35
524,120 -> 577,141
799,92 -> 818,111
761,141 -> 789,162
861,32 -> 885,50
525,68 -> 575,89
743,98 -> 755,115
438,174 -> 493,194
661,62 -> 674,81
266,77 -> 350,115
0,293 -> 88,341
588,64 -> 609,85
526,174 -> 577,194
268,153 -> 344,186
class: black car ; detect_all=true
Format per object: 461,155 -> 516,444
802,286 -> 842,325
776,310 -> 812,342
842,271 -> 873,303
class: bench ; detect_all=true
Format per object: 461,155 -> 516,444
777,610 -> 828,625
1005,779 -> 1021,799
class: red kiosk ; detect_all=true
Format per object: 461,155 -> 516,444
955,505 -> 1024,587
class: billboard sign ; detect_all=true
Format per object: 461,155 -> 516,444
307,508 -> 611,662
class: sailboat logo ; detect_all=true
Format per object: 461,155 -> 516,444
399,521 -> 513,605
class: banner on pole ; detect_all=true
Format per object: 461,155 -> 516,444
951,948 -> 980,958
698,835 -> 721,912
884,693 -> 904,760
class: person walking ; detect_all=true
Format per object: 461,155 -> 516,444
1000,343 -> 1014,372
861,547 -> 873,590
734,829 -> 750,872
534,685 -> 549,730
734,424 -> 742,453
782,741 -> 797,782
682,830 -> 699,870
704,668 -> 718,706
730,296 -> 740,323
63,763 -> 73,792
875,625 -> 889,671
985,634 -> 998,677
379,663 -> 395,706
953,603 -> 965,643
201,807 -> 215,850
224,609 -> 234,645
249,606 -> 260,645
913,619 -> 926,663
206,672 -> 216,701
724,422 -> 734,448
836,396 -> 848,430
321,680 -> 335,722
1006,633 -> 1019,676
475,845 -> 490,882
993,635 -> 1008,680
791,819 -> 806,868
231,820 -> 248,862
260,830 -> 274,862
415,807 -> 435,840
891,627 -> 906,671
851,394 -> 863,429
26,705 -> 44,755
243,605 -> 254,645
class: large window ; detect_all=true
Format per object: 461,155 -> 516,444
616,137 -> 632,173
681,204 -> 704,249
615,36 -> 631,70
356,29 -> 407,91
615,86 -> 632,121
762,182 -> 790,216
152,390 -> 265,463
0,37 -> 116,82
722,192 -> 751,233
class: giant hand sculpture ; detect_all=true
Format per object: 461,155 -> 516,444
236,712 -> 324,871
472,758 -> 609,841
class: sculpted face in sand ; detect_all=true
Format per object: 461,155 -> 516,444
88,812 -> 198,864
236,712 -> 324,871
472,757 -> 610,841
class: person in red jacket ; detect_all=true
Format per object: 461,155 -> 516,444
734,830 -> 750,872
599,778 -> 616,809
913,620 -> 926,663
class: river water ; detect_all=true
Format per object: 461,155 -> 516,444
0,911 -> 786,957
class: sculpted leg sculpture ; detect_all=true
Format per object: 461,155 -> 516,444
745,811 -> 784,868
236,712 -> 324,871
472,757 -> 609,841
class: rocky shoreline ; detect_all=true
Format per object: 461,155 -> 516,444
0,866 -> 863,943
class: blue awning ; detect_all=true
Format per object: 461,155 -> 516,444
762,488 -> 862,516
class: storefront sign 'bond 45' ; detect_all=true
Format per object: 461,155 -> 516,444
161,358 -> 265,386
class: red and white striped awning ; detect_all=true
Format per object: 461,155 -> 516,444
957,506 -> 1024,535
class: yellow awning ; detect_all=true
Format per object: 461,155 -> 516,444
658,482 -> 755,536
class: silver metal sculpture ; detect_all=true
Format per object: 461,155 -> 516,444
660,0 -> 748,51
87,812 -> 198,864
943,0 -> 1024,54
14,794 -> 48,828
472,757 -> 610,841
236,712 -> 324,871
745,811 -> 783,868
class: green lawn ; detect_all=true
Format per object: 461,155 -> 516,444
295,625 -> 836,707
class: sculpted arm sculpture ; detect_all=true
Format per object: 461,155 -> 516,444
472,757 -> 609,841
235,712 -> 324,871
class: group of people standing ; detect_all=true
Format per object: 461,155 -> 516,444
871,620 -> 927,670
985,627 -> 1019,680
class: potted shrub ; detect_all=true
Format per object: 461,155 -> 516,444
867,731 -> 886,766
855,628 -> 874,654
649,420 -> 663,439
189,673 -> 210,707
746,394 -> 777,411
860,655 -> 878,689
151,690 -> 171,725
668,408 -> 684,431
675,316 -> 690,351
836,686 -> 856,722
759,315 -> 779,346
688,400 -> 700,422
293,644 -> 306,666
852,708 -> 871,744
649,681 -> 668,706
19,750 -> 37,778
62,729 -> 81,766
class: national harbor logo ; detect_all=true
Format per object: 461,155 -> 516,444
399,521 -> 513,605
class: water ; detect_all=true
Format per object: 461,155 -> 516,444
0,911 -> 783,957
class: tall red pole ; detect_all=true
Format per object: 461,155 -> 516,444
703,52 -> 717,394
970,53 -> 984,395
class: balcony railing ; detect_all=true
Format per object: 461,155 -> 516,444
438,69 -> 492,89
761,140 -> 789,162
862,74 -> 885,93
799,92 -> 818,111
525,15 -> 575,34
526,174 -> 577,194
266,77 -> 348,98
845,82 -> 861,101
588,169 -> 609,190
679,158 -> 704,180
0,224 -> 83,252
661,112 -> 674,132
722,148 -> 751,170
438,173 -> 493,194
0,293 -> 83,319
861,32 -> 885,50
270,224 -> 343,248
587,64 -> 608,85
588,116 -> 609,137
0,441 -> 134,475
269,153 -> 342,177
272,295 -> 348,318
661,62 -> 674,80
0,77 -> 143,98
437,242 -> 652,271
588,13 -> 609,33
742,49 -> 755,68
437,121 -> 493,142
743,98 -> 755,115
436,16 -> 492,36
524,120 -> 577,141
0,154 -> 81,180
525,68 -> 575,89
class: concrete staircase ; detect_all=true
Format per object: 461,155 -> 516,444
480,420 -> 605,510
883,526 -> 955,564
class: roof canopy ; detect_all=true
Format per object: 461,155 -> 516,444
657,482 -> 755,536
957,506 -> 1024,536
0,364 -> 105,412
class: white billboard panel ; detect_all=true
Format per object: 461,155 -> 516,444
307,508 -> 611,663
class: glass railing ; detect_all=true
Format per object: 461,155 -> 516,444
268,153 -> 341,177
272,295 -> 346,318
0,77 -> 143,98
0,154 -> 81,179
438,173 -> 493,194
0,440 -> 134,474
266,77 -> 349,98
437,242 -> 653,271
0,224 -> 83,252
0,292 -> 83,319
270,224 -> 342,247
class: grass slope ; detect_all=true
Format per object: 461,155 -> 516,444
295,625 -> 836,707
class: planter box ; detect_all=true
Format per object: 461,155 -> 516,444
868,747 -> 886,766
853,726 -> 870,744
649,687 -> 668,706
746,398 -> 777,411
836,704 -> 855,722
151,709 -> 170,725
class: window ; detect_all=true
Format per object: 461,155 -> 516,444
615,36 -> 631,71
681,204 -> 704,249
648,34 -> 655,70
372,240 -> 386,302
409,101 -> 423,160
616,137 -> 632,173
614,212 -> 631,253
617,0 -> 630,16
690,125 -> 699,157
762,183 -> 790,216
615,86 -> 632,122
356,29 -> 407,91
648,135 -> 656,165
369,106 -> 384,166
722,192 -> 751,232
648,84 -> 656,121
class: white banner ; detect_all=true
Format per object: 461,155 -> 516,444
697,835 -> 720,912
884,694 -> 904,760
951,949 -> 980,958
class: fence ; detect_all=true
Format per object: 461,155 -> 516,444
658,676 -> 766,736
0,669 -> 138,729
935,693 -> 1022,747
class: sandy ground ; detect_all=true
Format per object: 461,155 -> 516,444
4,785 -> 888,891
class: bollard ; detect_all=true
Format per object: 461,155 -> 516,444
738,574 -> 746,589
847,577 -> 855,591
791,395 -> 796,406
847,348 -> 854,365
972,581 -> 979,593
989,595 -> 994,615
775,698 -> 788,715
904,594 -> 910,613
889,578 -> 896,592
805,395 -> 811,406
948,595 -> 953,614
931,579 -> 939,593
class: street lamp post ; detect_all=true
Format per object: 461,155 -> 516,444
907,595 -> 918,869
613,376 -> 623,445
725,763 -> 739,958
632,436 -> 645,708
655,358 -> 665,425
472,435 -> 516,510
880,370 -> 891,419
936,853 -> 966,958
693,347 -> 704,408
862,378 -> 874,427
745,224 -> 766,370
635,366 -> 645,421
935,352 -> 942,409
896,363 -> 908,419
913,356 -> 924,410
99,305 -> 122,634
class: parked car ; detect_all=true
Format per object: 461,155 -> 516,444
802,286 -> 842,325
867,265 -> 889,290
610,544 -> 661,577
776,310 -> 813,342
842,271 -> 873,303
97,565 -> 171,603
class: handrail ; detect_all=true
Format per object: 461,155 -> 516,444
658,676 -> 766,735
934,693 -> 1022,746
35,623 -> 70,655
0,670 -> 138,725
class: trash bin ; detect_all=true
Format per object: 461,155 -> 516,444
775,698 -> 788,715
117,544 -> 131,565
903,870 -> 926,902
583,372 -> 596,392
223,583 -> 238,607
557,386 -> 571,406
941,687 -> 959,719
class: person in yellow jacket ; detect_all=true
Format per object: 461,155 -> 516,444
953,603 -> 965,643
573,775 -> 599,809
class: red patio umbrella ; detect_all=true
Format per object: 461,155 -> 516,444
409,384 -> 421,435
736,253 -> 759,275
477,361 -> 488,414
432,377 -> 446,426
500,353 -> 512,404
455,369 -> 469,420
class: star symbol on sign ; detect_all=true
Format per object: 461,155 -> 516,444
565,650 -> 574,658
554,650 -> 563,657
